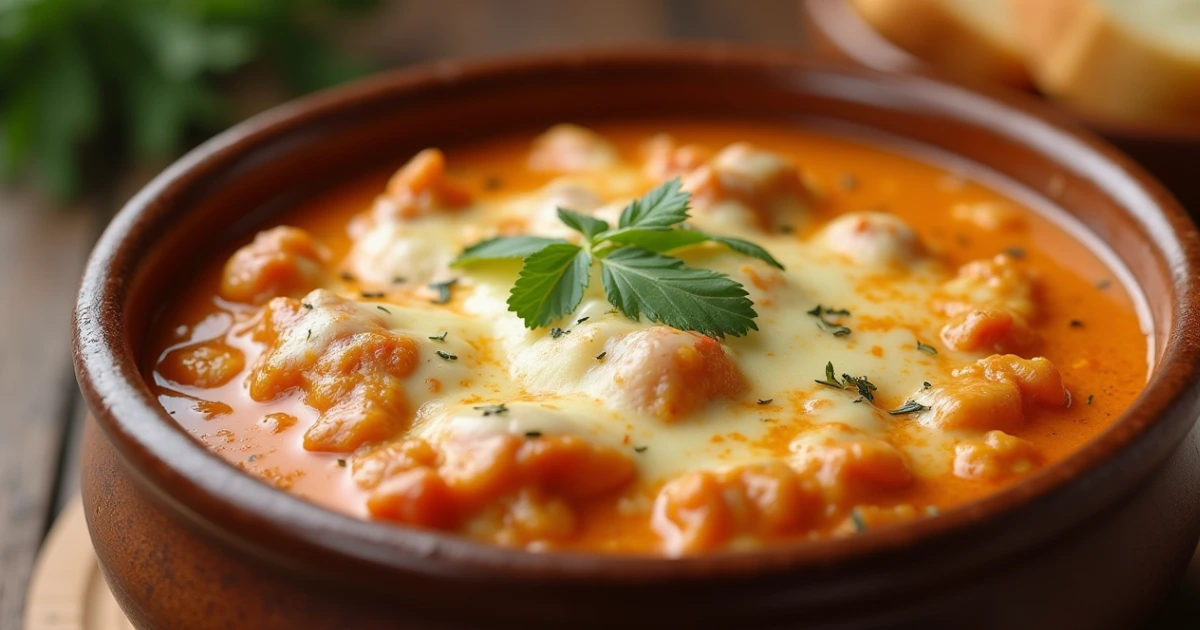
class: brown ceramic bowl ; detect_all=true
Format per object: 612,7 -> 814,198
74,46 -> 1200,629
799,0 -> 1200,216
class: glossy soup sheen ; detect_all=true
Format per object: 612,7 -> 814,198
146,121 -> 1148,556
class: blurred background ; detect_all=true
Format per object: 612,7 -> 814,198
1,2 -> 805,628
3,1 -> 1198,627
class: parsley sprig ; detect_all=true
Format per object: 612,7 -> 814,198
452,178 -> 783,338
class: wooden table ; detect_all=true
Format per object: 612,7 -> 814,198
1,1 -> 1198,627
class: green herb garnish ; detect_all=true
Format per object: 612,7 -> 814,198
524,430 -> 542,438
435,350 -> 457,361
807,305 -> 851,336
451,178 -> 782,338
429,331 -> 448,342
474,404 -> 509,417
815,361 -> 877,403
850,508 -> 867,533
757,398 -> 773,405
815,361 -> 843,388
843,374 -> 878,403
376,305 -> 390,314
429,278 -> 458,305
633,445 -> 649,453
916,341 -> 938,355
595,351 -> 607,361
1087,394 -> 1094,405
336,458 -> 346,468
549,327 -> 569,339
888,400 -> 930,415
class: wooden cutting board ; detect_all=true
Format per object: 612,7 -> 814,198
24,498 -> 133,630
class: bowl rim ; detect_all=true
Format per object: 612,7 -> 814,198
799,0 -> 1200,143
73,43 -> 1200,582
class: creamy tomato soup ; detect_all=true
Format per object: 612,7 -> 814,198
147,121 -> 1148,555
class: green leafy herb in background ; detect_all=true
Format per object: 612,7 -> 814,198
452,178 -> 784,338
0,0 -> 377,199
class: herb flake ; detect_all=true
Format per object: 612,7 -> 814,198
815,361 -> 843,389
429,331 -> 448,342
916,341 -> 938,355
807,305 -> 851,336
435,350 -> 457,361
474,404 -> 509,417
888,400 -> 930,415
842,373 -> 878,403
850,509 -> 867,533
429,278 -> 458,305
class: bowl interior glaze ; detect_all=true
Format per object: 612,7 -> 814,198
74,47 -> 1200,590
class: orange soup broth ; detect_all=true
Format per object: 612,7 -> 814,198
145,120 -> 1149,552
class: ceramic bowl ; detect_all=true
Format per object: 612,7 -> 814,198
74,47 -> 1200,629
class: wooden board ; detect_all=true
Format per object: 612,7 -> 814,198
24,499 -> 133,630
0,186 -> 99,629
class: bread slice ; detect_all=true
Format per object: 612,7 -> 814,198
1010,0 -> 1200,125
850,0 -> 1031,87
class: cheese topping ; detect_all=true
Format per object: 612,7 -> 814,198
149,122 -> 1148,555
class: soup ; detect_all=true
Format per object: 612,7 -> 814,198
146,121 -> 1148,556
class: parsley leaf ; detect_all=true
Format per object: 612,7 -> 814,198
452,236 -> 567,267
600,227 -> 784,270
557,207 -> 609,239
705,234 -> 785,269
618,177 -> 690,228
507,243 -> 591,328
598,227 -> 712,252
455,178 -> 781,337
600,247 -> 757,338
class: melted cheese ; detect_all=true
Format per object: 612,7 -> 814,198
149,121 -> 1149,555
